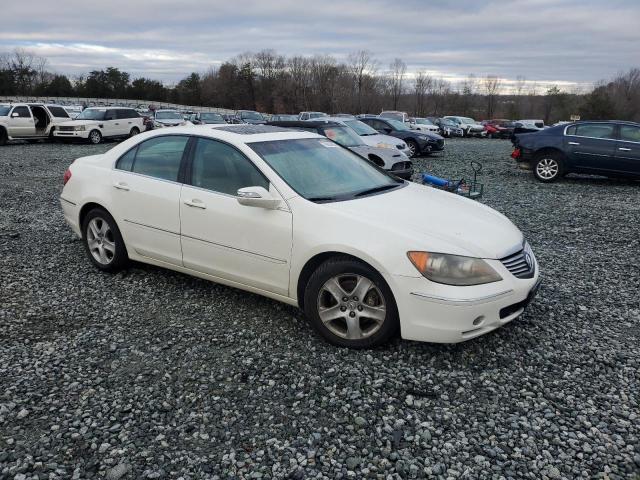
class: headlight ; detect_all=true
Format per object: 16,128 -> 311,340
376,142 -> 394,149
407,251 -> 502,286
74,126 -> 86,131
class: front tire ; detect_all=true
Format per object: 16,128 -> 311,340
533,153 -> 564,182
88,129 -> 102,144
0,128 -> 7,146
303,257 -> 399,348
82,208 -> 128,272
406,139 -> 418,157
129,127 -> 140,137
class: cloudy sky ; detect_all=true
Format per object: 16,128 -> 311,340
2,0 -> 638,91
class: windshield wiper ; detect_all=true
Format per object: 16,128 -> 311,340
354,184 -> 398,197
307,196 -> 338,202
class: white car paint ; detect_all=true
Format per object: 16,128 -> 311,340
320,116 -> 411,157
53,107 -> 144,141
444,116 -> 487,136
60,125 -> 539,344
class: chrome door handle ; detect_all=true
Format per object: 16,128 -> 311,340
568,141 -> 580,145
113,182 -> 130,191
184,199 -> 206,209
618,147 -> 631,151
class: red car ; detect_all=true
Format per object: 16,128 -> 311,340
481,119 -> 515,139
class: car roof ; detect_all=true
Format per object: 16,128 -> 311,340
205,123 -> 322,142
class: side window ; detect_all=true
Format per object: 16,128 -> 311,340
372,120 -> 388,131
104,110 -> 117,121
132,136 -> 189,181
574,123 -> 615,139
565,125 -> 577,136
620,125 -> 640,143
12,106 -> 31,118
116,147 -> 137,171
190,138 -> 268,195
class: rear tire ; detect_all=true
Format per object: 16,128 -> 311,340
303,257 -> 399,348
88,129 -> 102,144
533,153 -> 564,182
82,208 -> 128,272
0,128 -> 7,146
129,127 -> 140,137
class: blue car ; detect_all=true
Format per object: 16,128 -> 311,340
511,120 -> 640,182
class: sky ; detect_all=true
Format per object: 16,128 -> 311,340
2,0 -> 639,92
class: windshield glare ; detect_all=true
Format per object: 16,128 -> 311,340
415,118 -> 434,125
344,119 -> 378,136
322,126 -> 365,148
200,113 -> 224,122
249,138 -> 399,201
380,112 -> 403,121
0,106 -> 11,116
76,109 -> 106,120
156,111 -> 182,120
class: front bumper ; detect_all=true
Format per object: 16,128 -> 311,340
389,256 -> 540,343
53,130 -> 91,139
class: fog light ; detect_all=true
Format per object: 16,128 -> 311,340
472,316 -> 484,326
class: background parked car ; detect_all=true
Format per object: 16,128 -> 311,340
298,111 -> 327,120
428,117 -> 463,137
270,114 -> 299,121
409,117 -> 441,133
319,116 -> 412,158
53,107 -> 144,144
152,110 -> 187,129
511,120 -> 640,182
482,119 -> 515,139
63,105 -> 83,118
0,103 -> 71,145
235,110 -> 267,124
380,111 -> 412,124
268,120 -> 413,179
359,116 -> 445,157
444,116 -> 486,137
192,112 -> 226,124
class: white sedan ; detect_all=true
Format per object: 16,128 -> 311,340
60,124 -> 540,348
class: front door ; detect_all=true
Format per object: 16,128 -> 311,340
110,135 -> 190,266
8,106 -> 35,137
565,123 -> 617,173
614,124 -> 640,175
102,110 -> 119,137
179,137 -> 292,296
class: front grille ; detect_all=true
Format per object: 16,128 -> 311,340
391,161 -> 412,171
437,139 -> 445,148
500,243 -> 535,279
58,126 -> 75,131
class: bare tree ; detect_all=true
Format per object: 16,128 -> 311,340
389,58 -> 406,110
483,75 -> 501,118
459,74 -> 477,115
347,50 -> 377,113
414,71 -> 432,116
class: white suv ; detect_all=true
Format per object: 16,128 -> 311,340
54,107 -> 144,144
0,103 -> 71,145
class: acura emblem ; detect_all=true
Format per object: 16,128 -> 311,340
524,252 -> 533,270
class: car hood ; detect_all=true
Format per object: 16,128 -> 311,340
349,145 -> 407,164
415,131 -> 444,141
359,133 -> 408,151
155,118 -> 184,125
323,182 -> 523,259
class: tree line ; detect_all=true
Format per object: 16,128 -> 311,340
1,49 -> 638,123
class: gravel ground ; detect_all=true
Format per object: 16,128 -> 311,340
1,137 -> 639,479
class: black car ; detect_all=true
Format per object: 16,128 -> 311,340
267,120 -> 413,179
235,110 -> 267,124
359,116 -> 445,156
511,120 -> 640,182
192,112 -> 226,124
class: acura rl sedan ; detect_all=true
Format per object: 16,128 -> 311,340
60,124 -> 540,348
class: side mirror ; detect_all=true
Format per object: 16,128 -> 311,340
236,186 -> 281,209
11,112 -> 19,118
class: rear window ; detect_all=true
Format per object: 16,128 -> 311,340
46,106 -> 70,118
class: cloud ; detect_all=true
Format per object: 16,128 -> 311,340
1,0 -> 638,88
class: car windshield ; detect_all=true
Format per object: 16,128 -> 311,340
241,111 -> 263,120
344,119 -> 379,136
76,109 -> 106,120
322,126 -> 365,148
380,112 -> 403,121
462,117 -> 477,124
308,112 -> 327,119
441,119 -> 456,126
415,118 -> 434,125
249,138 -> 401,202
0,106 -> 11,116
156,111 -> 182,120
200,113 -> 224,122
386,119 -> 410,131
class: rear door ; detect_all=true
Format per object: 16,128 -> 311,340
8,106 -> 35,137
564,123 -> 617,173
614,124 -> 640,175
102,109 -> 119,137
111,135 -> 190,265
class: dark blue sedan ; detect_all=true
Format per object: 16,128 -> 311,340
511,121 -> 640,182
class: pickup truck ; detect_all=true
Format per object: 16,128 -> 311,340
0,103 -> 72,145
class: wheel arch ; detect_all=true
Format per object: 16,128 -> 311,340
534,146 -> 567,162
296,251 -> 389,311
79,202 -> 116,236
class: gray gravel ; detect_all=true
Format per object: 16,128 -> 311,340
1,137 -> 639,479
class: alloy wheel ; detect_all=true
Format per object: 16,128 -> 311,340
86,217 -> 116,265
536,158 -> 559,180
407,142 -> 417,156
316,273 -> 386,340
89,131 -> 101,144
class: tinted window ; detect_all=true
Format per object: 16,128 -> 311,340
132,136 -> 188,181
46,106 -> 69,118
116,147 -> 136,171
574,124 -> 615,139
620,125 -> 640,142
104,110 -> 117,121
76,109 -> 106,120
566,125 -> 577,135
117,109 -> 138,119
12,106 -> 31,118
190,138 -> 268,195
